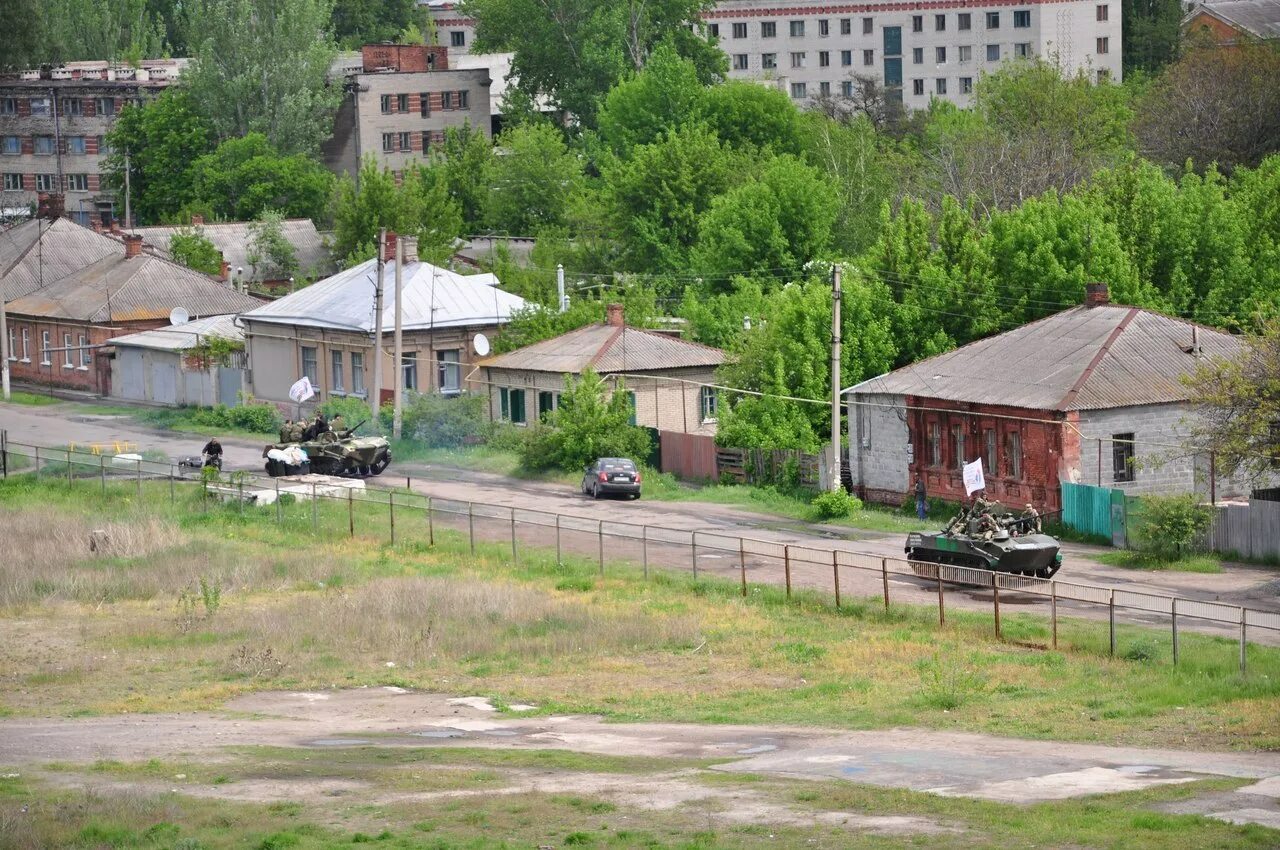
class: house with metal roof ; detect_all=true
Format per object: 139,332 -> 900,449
844,284 -> 1250,511
1184,0 -> 1280,44
478,304 -> 726,435
108,315 -> 246,407
132,217 -> 336,285
240,235 -> 525,408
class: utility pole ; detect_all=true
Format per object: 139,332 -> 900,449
392,235 -> 404,440
123,150 -> 131,231
557,264 -> 566,313
1,285 -> 9,401
370,229 -> 385,424
830,263 -> 843,492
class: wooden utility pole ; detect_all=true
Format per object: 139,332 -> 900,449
392,236 -> 404,439
830,263 -> 843,491
370,229 -> 386,423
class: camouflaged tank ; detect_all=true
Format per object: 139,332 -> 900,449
905,501 -> 1062,579
262,425 -> 391,478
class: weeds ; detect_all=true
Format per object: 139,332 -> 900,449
915,651 -> 988,710
230,645 -> 286,679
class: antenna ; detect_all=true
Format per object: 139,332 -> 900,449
169,307 -> 189,326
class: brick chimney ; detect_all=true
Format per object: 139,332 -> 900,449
400,236 -> 418,264
190,214 -> 204,226
36,192 -> 64,220
606,303 -> 625,327
123,233 -> 143,258
109,219 -> 122,234
382,232 -> 398,262
1085,282 -> 1110,306
220,259 -> 230,282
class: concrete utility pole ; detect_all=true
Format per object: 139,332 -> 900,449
557,264 -> 566,313
830,263 -> 843,492
1,287 -> 10,401
392,235 -> 404,440
124,150 -> 131,231
370,229 -> 385,424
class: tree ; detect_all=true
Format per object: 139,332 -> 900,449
809,74 -> 905,136
0,0 -> 49,71
519,368 -> 652,471
462,0 -> 724,127
801,113 -> 900,256
1133,40 -> 1280,174
181,0 -> 342,155
246,211 -> 300,280
699,80 -> 806,155
168,228 -> 222,275
1133,494 -> 1216,558
189,133 -> 334,222
1123,0 -> 1183,75
332,157 -> 461,265
596,43 -> 706,154
103,90 -> 216,225
330,0 -> 417,47
438,125 -> 495,231
484,121 -> 584,235
40,0 -> 165,63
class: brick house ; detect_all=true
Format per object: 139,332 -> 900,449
479,304 -> 726,435
3,227 -> 261,394
844,284 -> 1250,511
1183,0 -> 1280,45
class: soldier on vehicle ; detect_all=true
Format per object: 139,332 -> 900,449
280,420 -> 293,443
330,413 -> 346,434
1022,503 -> 1042,533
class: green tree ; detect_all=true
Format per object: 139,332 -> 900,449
1133,494 -> 1216,558
331,0 -> 416,47
700,80 -> 805,155
332,158 -> 461,265
0,0 -> 49,71
484,121 -> 584,235
103,90 -> 216,224
189,133 -> 334,222
246,211 -> 300,280
1124,0 -> 1183,74
439,125 -> 495,231
181,0 -> 342,155
168,228 -> 222,275
595,43 -> 706,154
41,0 -> 165,63
462,0 -> 724,127
520,367 -> 652,471
801,113 -> 899,256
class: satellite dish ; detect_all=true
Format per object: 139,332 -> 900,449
473,333 -> 491,357
169,307 -> 190,326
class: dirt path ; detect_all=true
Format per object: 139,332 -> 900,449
2,689 -> 1278,828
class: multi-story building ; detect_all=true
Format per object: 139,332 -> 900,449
322,44 -> 491,179
421,0 -> 1122,110
0,59 -> 186,226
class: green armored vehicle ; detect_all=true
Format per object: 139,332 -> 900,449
262,422 -> 391,478
905,500 -> 1062,579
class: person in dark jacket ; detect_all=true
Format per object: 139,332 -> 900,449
201,438 -> 223,469
914,475 -> 927,520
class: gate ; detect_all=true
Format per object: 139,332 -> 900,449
1061,481 -> 1119,540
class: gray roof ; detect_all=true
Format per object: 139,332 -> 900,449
5,251 -> 263,323
108,314 -> 242,352
132,219 -> 335,282
0,218 -> 122,302
1187,0 -> 1280,37
482,323 -> 725,374
241,257 -> 524,333
846,304 -> 1244,412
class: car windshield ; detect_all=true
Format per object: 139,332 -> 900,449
600,459 -> 635,472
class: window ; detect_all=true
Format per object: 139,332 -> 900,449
40,330 -> 50,365
952,425 -> 966,469
986,12 -> 1000,29
790,52 -> 806,68
790,82 -> 807,99
912,47 -> 923,64
442,91 -> 455,109
62,98 -> 81,116
863,17 -> 873,35
33,135 -> 55,155
351,352 -> 364,395
986,44 -> 1000,61
928,422 -> 941,466
419,93 -> 432,117
789,20 -> 804,37
6,328 -> 13,360
700,386 -> 718,422
1113,433 -> 1135,482
401,352 -> 418,392
761,21 -> 776,38
1,136 -> 18,155
626,391 -> 637,426
1007,432 -> 1022,478
1096,4 -> 1109,21
958,12 -> 972,30
935,78 -> 947,95
1013,9 -> 1031,27
761,53 -> 776,69
732,53 -> 748,70
382,133 -> 394,153
884,26 -> 901,56
380,94 -> 392,114
841,80 -> 854,96
457,90 -> 469,109
77,334 -> 88,368
1096,36 -> 1110,54
398,131 -> 411,151
396,93 -> 409,113
912,15 -> 923,33
983,428 -> 996,475
884,57 -> 902,86
437,349 -> 461,394
62,333 -> 73,368
959,45 -> 972,62
840,18 -> 852,35
936,46 -> 947,63
331,350 -> 344,392
960,76 -> 973,94
0,98 -> 13,114
66,174 -> 88,191
936,14 -> 946,31
30,97 -> 50,116
819,50 -> 830,67
509,388 -> 527,424
841,50 -> 852,66
819,19 -> 829,36
21,327 -> 30,361
2,173 -> 19,190
708,23 -> 719,38
35,174 -> 56,191
863,49 -> 874,66
1097,68 -> 1110,83
912,78 -> 924,96
733,22 -> 747,38
819,81 -> 831,96
538,390 -> 555,421
301,346 -> 317,383
450,30 -> 466,47
97,135 -> 110,155
67,136 -> 86,155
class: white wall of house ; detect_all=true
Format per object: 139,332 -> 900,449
848,391 -> 911,502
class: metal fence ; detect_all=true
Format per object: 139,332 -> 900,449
2,434 -> 1278,671
1201,500 -> 1280,562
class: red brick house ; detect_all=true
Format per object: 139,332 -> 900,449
1183,0 -> 1280,46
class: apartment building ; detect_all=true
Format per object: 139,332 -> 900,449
322,44 -> 490,178
420,0 -> 1121,110
0,59 -> 186,225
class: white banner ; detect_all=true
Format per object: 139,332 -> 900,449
962,458 -> 986,496
288,376 -> 315,404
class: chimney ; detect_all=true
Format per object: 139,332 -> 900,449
36,192 -> 64,220
382,231 -> 398,263
220,259 -> 230,282
123,233 -> 143,259
400,236 -> 418,264
606,303 -> 625,327
190,214 -> 204,226
109,219 -> 121,234
1085,282 -> 1110,306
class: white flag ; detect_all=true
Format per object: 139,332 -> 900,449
962,458 -> 986,496
288,376 -> 315,404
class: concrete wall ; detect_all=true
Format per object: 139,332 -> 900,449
849,391 -> 911,504
350,70 -> 490,174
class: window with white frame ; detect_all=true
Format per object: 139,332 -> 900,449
6,327 -> 13,360
79,334 -> 89,368
700,386 -> 718,422
1,136 -> 18,155
351,352 -> 365,395
382,133 -> 394,153
331,350 -> 344,392
732,53 -> 748,70
36,174 -> 57,191
437,349 -> 461,394
958,12 -> 972,30
789,81 -> 807,98
41,330 -> 50,365
66,174 -> 89,191
959,45 -> 972,63
1013,9 -> 1031,27
401,352 -> 418,391
790,51 -> 806,68
67,136 -> 86,155
62,332 -> 73,367
301,346 -> 317,383
33,135 -> 55,155
789,20 -> 804,37
30,97 -> 50,116
95,97 -> 115,115
2,173 -> 19,191
21,327 -> 29,361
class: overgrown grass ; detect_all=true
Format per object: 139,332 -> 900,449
1096,550 -> 1226,573
0,475 -> 1277,750
0,390 -> 61,406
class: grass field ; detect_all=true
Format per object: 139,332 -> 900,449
1096,550 -> 1226,573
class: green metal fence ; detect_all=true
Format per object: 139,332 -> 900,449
1062,482 -> 1123,542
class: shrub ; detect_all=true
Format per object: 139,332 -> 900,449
1132,494 -> 1215,558
228,398 -> 282,433
319,395 -> 378,434
518,368 -> 651,472
811,488 -> 862,519
400,391 -> 487,448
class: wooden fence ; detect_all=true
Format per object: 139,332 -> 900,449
656,432 -> 829,489
658,431 -> 718,482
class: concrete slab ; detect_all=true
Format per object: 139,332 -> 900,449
1240,776 -> 1280,798
1207,808 -> 1280,830
930,766 -> 1201,802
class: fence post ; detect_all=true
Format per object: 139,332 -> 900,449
597,520 -> 604,575
0,429 -> 6,479
1050,582 -> 1058,650
348,488 -> 354,537
34,446 -> 39,480
135,457 -> 141,497
832,550 -> 841,610
311,483 -> 318,531
555,514 -> 561,565
66,448 -> 72,487
937,573 -> 945,627
100,454 -> 106,494
169,465 -> 175,503
275,480 -> 281,525
427,497 -> 434,546
468,503 -> 475,554
237,477 -> 244,515
1108,589 -> 1116,657
783,545 -> 792,598
740,538 -> 747,598
880,558 -> 889,610
510,508 -> 518,565
642,525 -> 649,579
691,532 -> 698,580
1171,598 -> 1178,666
1240,608 -> 1247,675
991,573 -> 1001,639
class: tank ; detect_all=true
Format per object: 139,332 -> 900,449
905,501 -> 1062,579
262,425 -> 391,478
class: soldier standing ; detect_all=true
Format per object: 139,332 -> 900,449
914,475 -> 927,520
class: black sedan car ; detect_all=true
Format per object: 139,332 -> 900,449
582,458 -> 641,499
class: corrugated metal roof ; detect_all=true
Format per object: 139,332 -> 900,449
241,258 -> 525,332
481,324 -> 725,374
133,219 -> 336,282
5,252 -> 263,322
0,218 -> 121,301
846,304 -> 1245,412
108,314 -> 242,352
1188,0 -> 1280,37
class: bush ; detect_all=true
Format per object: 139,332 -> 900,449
811,488 -> 863,519
518,369 -> 651,472
228,399 -> 282,433
1132,494 -> 1215,558
400,392 -> 487,448
319,396 -> 379,434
